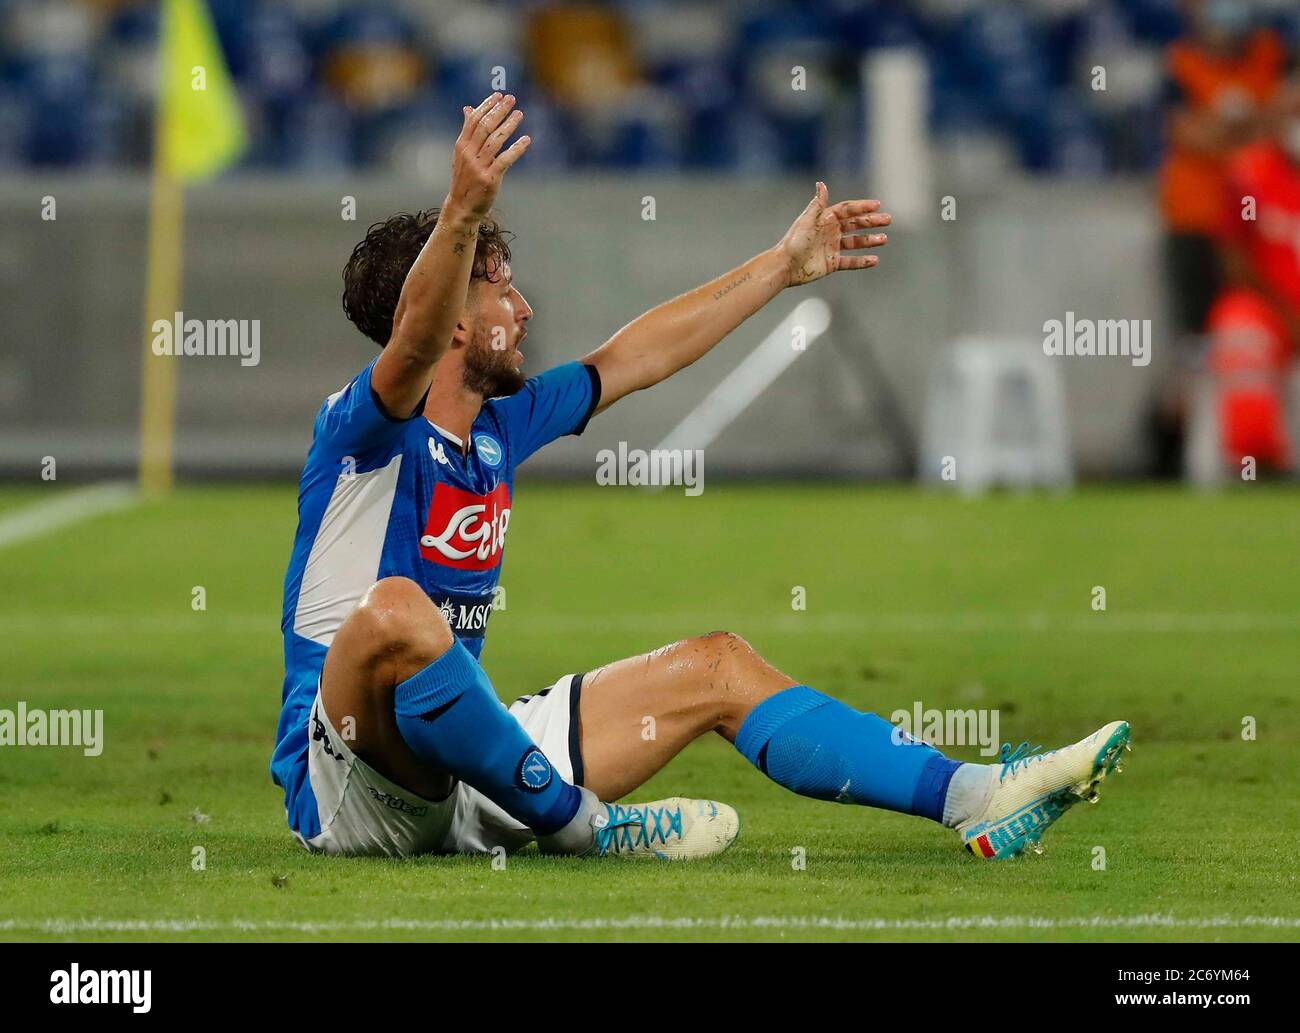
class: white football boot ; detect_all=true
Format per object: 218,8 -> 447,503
959,721 -> 1132,860
593,797 -> 741,860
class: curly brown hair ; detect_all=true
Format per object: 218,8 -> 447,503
341,208 -> 513,347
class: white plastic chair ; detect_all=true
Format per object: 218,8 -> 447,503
921,337 -> 1074,494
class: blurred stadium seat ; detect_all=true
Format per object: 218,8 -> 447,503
2,0 -> 1292,175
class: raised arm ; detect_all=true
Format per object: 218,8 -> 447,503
581,182 -> 890,412
371,93 -> 531,417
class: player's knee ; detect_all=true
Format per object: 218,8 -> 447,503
692,630 -> 764,686
689,630 -> 790,728
353,577 -> 454,665
697,629 -> 754,657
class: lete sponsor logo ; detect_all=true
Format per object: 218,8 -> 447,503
419,482 -> 512,570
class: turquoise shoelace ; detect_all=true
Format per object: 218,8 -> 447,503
998,741 -> 1046,782
595,803 -> 684,855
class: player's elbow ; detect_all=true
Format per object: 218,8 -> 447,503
588,336 -> 679,397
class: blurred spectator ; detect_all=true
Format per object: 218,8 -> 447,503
319,7 -> 424,113
526,5 -> 638,108
1149,0 -> 1291,475
1206,79 -> 1300,472
5,0 -> 1292,175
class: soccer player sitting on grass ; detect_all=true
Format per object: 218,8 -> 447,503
271,93 -> 1132,862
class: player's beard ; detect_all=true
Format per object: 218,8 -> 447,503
462,323 -> 526,399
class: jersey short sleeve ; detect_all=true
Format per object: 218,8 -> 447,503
491,361 -> 601,466
313,357 -> 421,459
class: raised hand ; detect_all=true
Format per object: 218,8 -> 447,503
777,181 -> 891,287
448,92 -> 532,220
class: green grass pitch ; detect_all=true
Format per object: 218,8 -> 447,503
0,483 -> 1297,942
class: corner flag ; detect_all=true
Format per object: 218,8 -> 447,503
159,0 -> 247,182
139,0 -> 246,493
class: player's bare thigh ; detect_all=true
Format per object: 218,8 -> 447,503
318,577 -> 456,801
575,632 -> 797,801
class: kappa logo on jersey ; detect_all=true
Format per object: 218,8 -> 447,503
428,439 -> 451,467
517,747 -> 553,792
474,434 -> 503,468
419,481 -> 512,570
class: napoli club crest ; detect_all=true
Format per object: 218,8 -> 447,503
474,434 -> 503,468
516,748 -> 553,792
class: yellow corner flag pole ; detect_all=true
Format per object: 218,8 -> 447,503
138,0 -> 247,493
138,155 -> 184,494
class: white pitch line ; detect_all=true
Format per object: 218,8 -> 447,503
0,612 -> 1296,636
0,482 -> 136,551
0,914 -> 1296,935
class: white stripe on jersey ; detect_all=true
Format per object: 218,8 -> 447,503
293,454 -> 403,646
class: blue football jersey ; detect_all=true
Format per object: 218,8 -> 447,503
271,358 -> 599,837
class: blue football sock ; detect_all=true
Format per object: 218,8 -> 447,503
392,640 -> 581,835
735,685 -> 961,823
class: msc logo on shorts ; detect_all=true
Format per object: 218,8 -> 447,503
474,434 -> 503,468
516,748 -> 553,792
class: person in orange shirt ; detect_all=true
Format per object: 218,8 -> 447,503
1151,1 -> 1289,475
1207,82 -> 1300,472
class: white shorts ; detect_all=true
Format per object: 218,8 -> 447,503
296,672 -> 586,857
